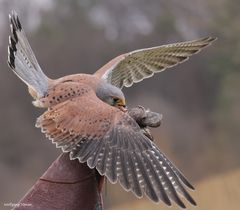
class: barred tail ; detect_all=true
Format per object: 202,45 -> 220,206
8,10 -> 49,98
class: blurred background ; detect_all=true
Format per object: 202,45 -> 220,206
0,0 -> 239,209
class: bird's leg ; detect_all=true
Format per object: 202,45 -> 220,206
118,105 -> 128,112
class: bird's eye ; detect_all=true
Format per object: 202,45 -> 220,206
113,98 -> 119,103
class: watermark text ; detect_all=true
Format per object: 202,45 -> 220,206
3,202 -> 32,208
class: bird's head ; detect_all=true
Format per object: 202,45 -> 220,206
96,82 -> 127,112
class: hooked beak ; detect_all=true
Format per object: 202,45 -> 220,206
118,104 -> 128,112
116,98 -> 127,112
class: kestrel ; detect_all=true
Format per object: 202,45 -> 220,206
8,11 -> 216,208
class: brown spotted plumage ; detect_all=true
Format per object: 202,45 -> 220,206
7,10 -> 217,208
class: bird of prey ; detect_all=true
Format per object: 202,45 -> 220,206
7,10 -> 216,208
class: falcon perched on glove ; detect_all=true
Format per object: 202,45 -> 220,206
8,10 -> 216,208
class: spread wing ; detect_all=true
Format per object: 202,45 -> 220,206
36,90 -> 196,208
95,37 -> 216,89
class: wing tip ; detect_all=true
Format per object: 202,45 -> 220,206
8,10 -> 22,70
185,181 -> 195,190
189,197 -> 197,206
203,36 -> 218,43
9,10 -> 22,32
193,36 -> 217,49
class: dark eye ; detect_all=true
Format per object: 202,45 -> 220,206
113,98 -> 119,103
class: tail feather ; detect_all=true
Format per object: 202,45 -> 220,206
8,10 -> 49,98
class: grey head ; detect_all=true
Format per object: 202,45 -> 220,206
96,80 -> 126,108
